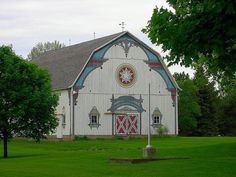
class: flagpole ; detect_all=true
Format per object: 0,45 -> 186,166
147,83 -> 151,147
143,83 -> 156,158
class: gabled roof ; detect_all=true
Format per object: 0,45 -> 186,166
34,31 -> 179,90
34,31 -> 125,90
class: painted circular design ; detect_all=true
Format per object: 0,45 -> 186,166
116,64 -> 137,87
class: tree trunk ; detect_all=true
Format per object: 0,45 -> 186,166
3,128 -> 8,158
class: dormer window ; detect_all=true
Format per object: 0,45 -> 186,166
152,107 -> 162,127
88,106 -> 101,128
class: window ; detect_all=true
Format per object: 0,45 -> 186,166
152,107 -> 162,127
91,115 -> 97,124
153,116 -> 160,124
88,106 -> 100,128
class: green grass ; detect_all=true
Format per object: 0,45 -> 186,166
0,137 -> 236,177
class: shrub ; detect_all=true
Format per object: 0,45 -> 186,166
73,135 -> 88,141
156,126 -> 169,136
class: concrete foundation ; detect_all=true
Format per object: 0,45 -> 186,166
143,146 -> 156,159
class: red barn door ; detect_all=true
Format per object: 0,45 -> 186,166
116,115 -> 127,134
127,114 -> 138,134
116,114 -> 138,135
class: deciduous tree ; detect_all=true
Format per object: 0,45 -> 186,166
27,40 -> 65,60
174,72 -> 200,135
0,46 -> 58,158
143,0 -> 236,79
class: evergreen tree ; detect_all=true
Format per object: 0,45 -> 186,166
193,66 -> 219,135
217,79 -> 236,135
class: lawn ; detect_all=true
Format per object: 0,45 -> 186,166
0,137 -> 235,177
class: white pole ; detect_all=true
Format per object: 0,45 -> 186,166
147,83 -> 151,147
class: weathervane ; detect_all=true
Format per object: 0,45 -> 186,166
93,32 -> 96,39
119,21 -> 126,32
69,39 -> 71,46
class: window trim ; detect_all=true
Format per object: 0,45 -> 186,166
151,107 -> 162,128
88,106 -> 101,128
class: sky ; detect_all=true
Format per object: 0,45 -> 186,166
0,0 -> 194,76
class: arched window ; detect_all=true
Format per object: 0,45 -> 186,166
152,107 -> 162,128
88,106 -> 100,128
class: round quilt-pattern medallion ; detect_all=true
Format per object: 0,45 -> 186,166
116,64 -> 137,87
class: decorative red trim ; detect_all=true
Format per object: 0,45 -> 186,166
168,88 -> 177,104
145,61 -> 162,69
88,58 -> 108,66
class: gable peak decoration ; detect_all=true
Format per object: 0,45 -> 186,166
114,38 -> 139,58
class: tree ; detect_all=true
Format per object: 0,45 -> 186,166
27,40 -> 65,60
0,46 -> 58,158
143,0 -> 236,79
174,72 -> 200,135
218,74 -> 236,96
173,72 -> 190,81
217,79 -> 236,135
193,66 -> 219,135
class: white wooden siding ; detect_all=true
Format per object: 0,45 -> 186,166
55,90 -> 71,136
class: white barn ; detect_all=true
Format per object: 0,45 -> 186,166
35,31 -> 179,138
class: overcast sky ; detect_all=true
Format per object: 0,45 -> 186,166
0,0 -> 194,75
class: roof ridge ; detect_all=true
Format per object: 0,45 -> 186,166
71,31 -> 125,47
34,31 -> 125,61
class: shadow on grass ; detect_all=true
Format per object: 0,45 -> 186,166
110,157 -> 190,164
0,154 -> 45,160
110,141 -> 236,164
